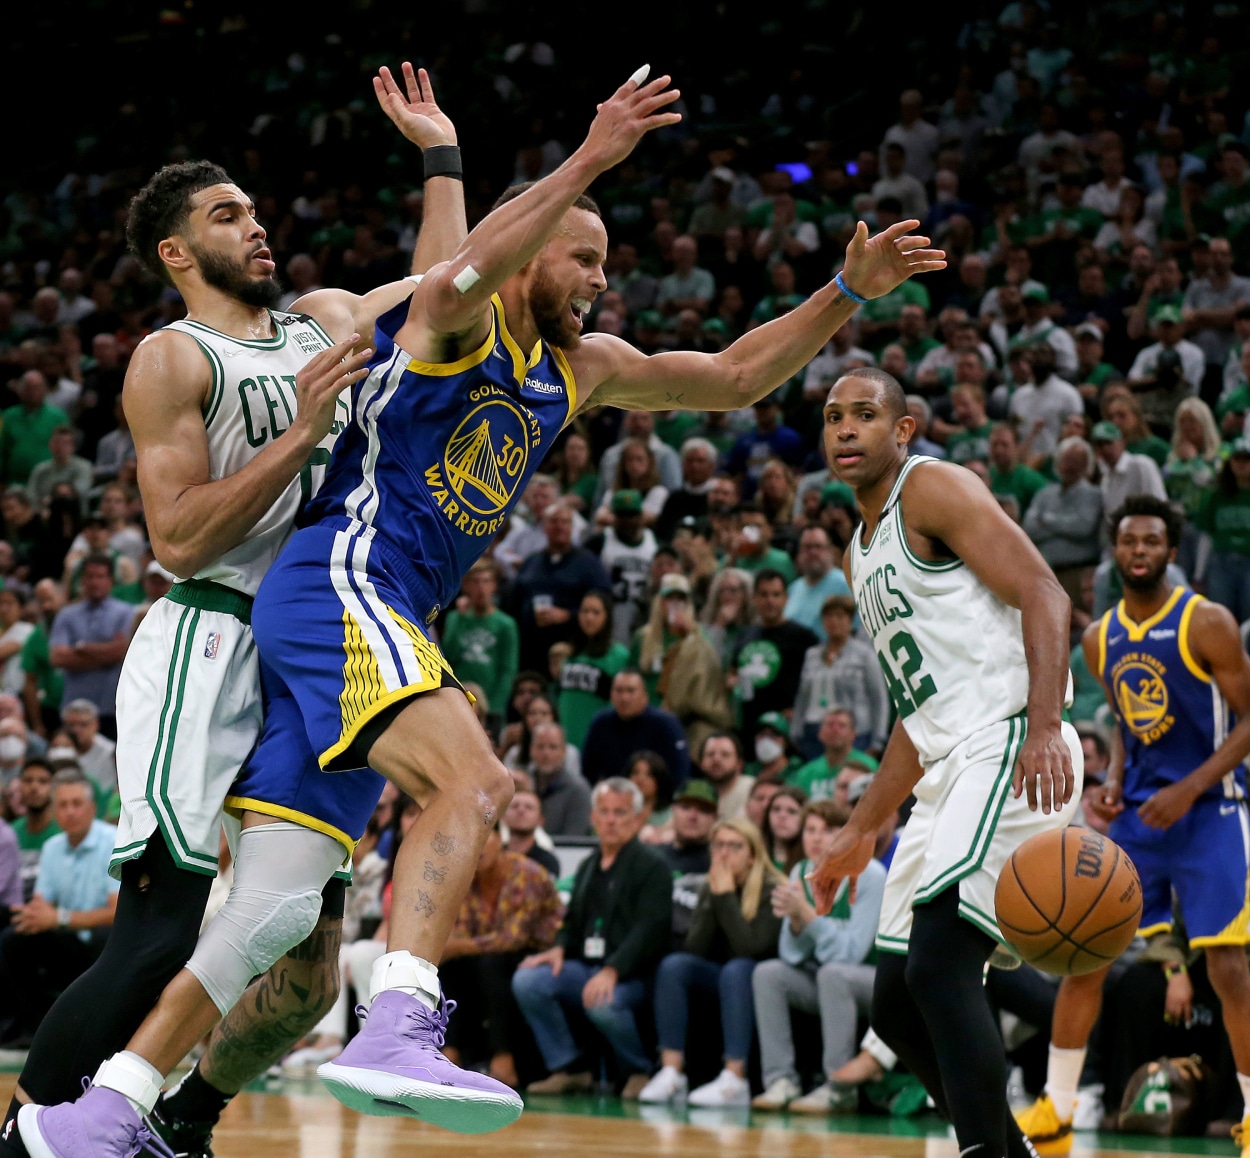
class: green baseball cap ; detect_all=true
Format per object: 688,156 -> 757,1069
756,710 -> 790,738
635,310 -> 664,330
673,779 -> 719,810
701,317 -> 728,334
611,489 -> 644,514
819,480 -> 857,508
1091,420 -> 1121,443
1022,284 -> 1050,303
1154,304 -> 1183,325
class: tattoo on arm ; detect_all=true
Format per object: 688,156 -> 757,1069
664,391 -> 685,404
423,860 -> 447,884
415,890 -> 437,917
198,917 -> 342,1095
431,832 -> 456,856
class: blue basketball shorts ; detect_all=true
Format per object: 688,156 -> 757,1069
1109,793 -> 1250,948
226,521 -> 464,856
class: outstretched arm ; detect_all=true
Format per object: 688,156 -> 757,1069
294,63 -> 468,344
1137,600 -> 1250,829
905,462 -> 1075,813
576,221 -> 945,412
406,69 -> 681,345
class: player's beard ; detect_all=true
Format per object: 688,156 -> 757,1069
529,260 -> 581,351
1119,557 -> 1169,591
190,242 -> 282,309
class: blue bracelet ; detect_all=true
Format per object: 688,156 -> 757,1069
835,271 -> 868,304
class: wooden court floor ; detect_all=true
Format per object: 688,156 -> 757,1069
0,1075 -> 1234,1156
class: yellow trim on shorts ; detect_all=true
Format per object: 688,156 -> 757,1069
223,796 -> 357,860
320,681 -> 438,770
1189,873 -> 1250,948
1137,920 -> 1174,939
1177,593 -> 1211,683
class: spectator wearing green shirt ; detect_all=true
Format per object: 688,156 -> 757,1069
749,262 -> 808,327
1201,143 -> 1250,265
557,590 -> 629,749
26,426 -> 93,515
943,383 -> 994,465
0,371 -> 70,486
11,759 -> 61,901
1125,257 -> 1186,344
554,432 -> 599,517
786,709 -> 879,802
1163,398 -> 1223,519
894,304 -> 941,374
1199,439 -> 1250,623
858,278 -> 931,352
440,560 -> 519,722
1073,324 -> 1120,395
987,422 -> 1049,517
727,507 -> 797,584
22,578 -> 65,737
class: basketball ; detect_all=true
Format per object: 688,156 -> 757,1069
994,827 -> 1143,976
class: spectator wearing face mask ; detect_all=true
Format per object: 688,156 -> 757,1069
745,712 -> 803,784
0,718 -> 30,785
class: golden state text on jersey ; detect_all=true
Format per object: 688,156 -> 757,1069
302,294 -> 576,613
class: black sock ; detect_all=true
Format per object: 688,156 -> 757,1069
0,1096 -> 29,1157
161,1065 -> 232,1126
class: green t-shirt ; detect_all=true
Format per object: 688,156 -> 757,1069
1164,452 -> 1220,518
111,579 -> 145,605
1217,383 -> 1250,423
654,411 -> 701,451
12,815 -> 61,850
565,472 -> 598,513
557,643 -> 631,748
735,547 -> 797,584
1012,205 -> 1103,242
0,402 -> 70,484
1126,435 -> 1171,467
751,294 -> 809,325
860,282 -> 932,348
1069,643 -> 1106,725
989,463 -> 1049,517
20,624 -> 61,715
439,608 -> 519,719
1202,181 -> 1250,252
1079,362 -> 1120,388
946,422 -> 993,465
1198,488 -> 1250,555
786,749 -> 879,800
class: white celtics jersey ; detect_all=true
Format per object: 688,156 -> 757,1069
599,526 -> 657,643
848,456 -> 1042,767
163,312 -> 349,596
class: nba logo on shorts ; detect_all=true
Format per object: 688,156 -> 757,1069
204,631 -> 221,660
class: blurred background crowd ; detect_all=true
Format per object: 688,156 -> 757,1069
0,0 -> 1248,1137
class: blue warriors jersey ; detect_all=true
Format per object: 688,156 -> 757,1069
1098,587 -> 1240,806
304,293 -> 576,615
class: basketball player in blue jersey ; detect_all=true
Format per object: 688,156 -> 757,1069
1017,494 -> 1250,1157
27,67 -> 946,1142
14,66 -> 472,1158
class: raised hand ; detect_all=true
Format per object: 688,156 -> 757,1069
292,335 -> 373,446
374,63 -> 457,149
578,69 -> 682,174
839,220 -> 947,301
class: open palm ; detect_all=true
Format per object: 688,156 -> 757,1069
840,220 -> 946,300
374,63 -> 457,148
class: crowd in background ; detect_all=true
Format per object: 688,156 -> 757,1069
0,0 -> 1248,1136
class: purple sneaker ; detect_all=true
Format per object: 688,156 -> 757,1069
18,1085 -> 175,1158
318,991 -> 523,1134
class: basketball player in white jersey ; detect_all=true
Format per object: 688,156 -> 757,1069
807,368 -> 1082,1158
2,65 -> 466,1158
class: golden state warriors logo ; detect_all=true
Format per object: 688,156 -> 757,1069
1110,652 -> 1175,744
445,400 -> 530,516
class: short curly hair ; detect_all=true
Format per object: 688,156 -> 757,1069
125,160 -> 232,283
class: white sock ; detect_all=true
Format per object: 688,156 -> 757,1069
1238,1072 -> 1250,1121
369,950 -> 440,1011
93,1051 -> 164,1116
1044,1045 -> 1086,1121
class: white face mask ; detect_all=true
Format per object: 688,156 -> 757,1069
755,737 -> 784,764
47,746 -> 77,763
0,736 -> 24,763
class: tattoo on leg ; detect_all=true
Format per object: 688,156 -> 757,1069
431,832 -> 456,856
415,890 -> 437,917
199,917 -> 343,1094
422,860 -> 447,885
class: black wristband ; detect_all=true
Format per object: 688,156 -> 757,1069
424,144 -> 463,181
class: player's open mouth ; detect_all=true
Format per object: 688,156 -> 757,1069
1128,562 -> 1150,576
252,247 -> 276,272
569,298 -> 592,329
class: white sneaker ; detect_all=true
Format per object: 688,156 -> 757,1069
1072,1084 -> 1105,1131
281,1042 -> 344,1075
788,1081 -> 859,1114
751,1075 -> 801,1110
637,1066 -> 688,1104
688,1069 -> 750,1107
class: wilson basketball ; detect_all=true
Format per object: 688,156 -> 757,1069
994,827 -> 1142,976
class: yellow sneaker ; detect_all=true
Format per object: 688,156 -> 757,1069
1014,1094 -> 1073,1157
1232,1117 -> 1250,1158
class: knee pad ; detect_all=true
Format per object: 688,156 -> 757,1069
185,821 -> 346,1016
